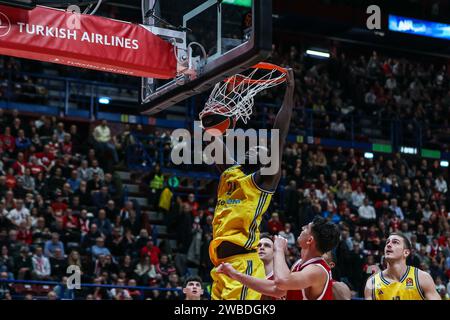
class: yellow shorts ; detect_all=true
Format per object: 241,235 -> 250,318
210,252 -> 265,300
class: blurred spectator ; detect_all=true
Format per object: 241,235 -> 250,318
267,212 -> 284,235
49,248 -> 67,280
140,240 -> 161,265
54,276 -> 75,300
358,198 -> 377,226
134,256 -> 158,286
91,237 -> 111,260
0,272 -> 14,299
278,223 -> 296,249
92,120 -> 119,164
14,246 -> 32,280
110,278 -> 131,300
31,246 -> 51,280
7,199 -> 30,227
44,233 -> 65,258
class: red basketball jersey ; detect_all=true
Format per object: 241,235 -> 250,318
286,257 -> 333,300
260,272 -> 286,300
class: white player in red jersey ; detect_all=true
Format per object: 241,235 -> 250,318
257,233 -> 286,300
217,216 -> 340,300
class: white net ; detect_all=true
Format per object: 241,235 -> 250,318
199,64 -> 286,124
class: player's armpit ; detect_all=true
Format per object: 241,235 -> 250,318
418,270 -> 441,300
252,170 -> 278,193
274,264 -> 324,291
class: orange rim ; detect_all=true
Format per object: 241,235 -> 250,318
225,62 -> 287,86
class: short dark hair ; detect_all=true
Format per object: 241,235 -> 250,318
259,233 -> 273,243
311,215 -> 340,254
183,276 -> 203,288
389,232 -> 411,250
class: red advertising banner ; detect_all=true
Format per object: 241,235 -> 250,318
0,5 -> 177,79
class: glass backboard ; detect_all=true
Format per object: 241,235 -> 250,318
140,0 -> 272,115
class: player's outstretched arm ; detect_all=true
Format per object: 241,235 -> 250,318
364,276 -> 375,300
217,263 -> 286,299
418,270 -> 441,300
253,68 -> 295,191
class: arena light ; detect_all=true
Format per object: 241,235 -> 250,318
389,14 -> 450,41
441,160 -> 449,168
364,152 -> 374,159
98,97 -> 110,105
306,49 -> 330,59
400,146 -> 417,155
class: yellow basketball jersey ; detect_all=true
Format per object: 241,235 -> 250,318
372,266 -> 425,300
209,165 -> 273,266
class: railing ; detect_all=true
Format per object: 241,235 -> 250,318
0,278 -> 198,300
1,279 -> 363,300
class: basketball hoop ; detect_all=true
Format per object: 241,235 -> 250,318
200,62 -> 287,124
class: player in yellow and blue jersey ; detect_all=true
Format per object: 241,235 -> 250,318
364,233 -> 440,300
208,69 -> 295,300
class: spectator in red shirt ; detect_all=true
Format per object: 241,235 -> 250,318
17,220 -> 33,245
62,208 -> 81,243
0,127 -> 15,156
28,156 -> 45,176
34,144 -> 55,171
51,194 -> 68,217
267,212 -> 284,235
11,152 -> 29,176
127,279 -> 142,300
47,134 -> 61,157
5,168 -> 17,190
140,239 -> 161,265
185,193 -> 199,217
62,134 -> 73,155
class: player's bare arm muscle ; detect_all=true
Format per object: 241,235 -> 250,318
217,263 -> 286,298
364,276 -> 375,300
418,270 -> 441,300
253,68 -> 295,191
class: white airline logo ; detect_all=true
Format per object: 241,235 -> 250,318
0,12 -> 11,37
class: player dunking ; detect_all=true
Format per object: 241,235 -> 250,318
364,233 -> 440,300
208,68 -> 295,300
217,216 -> 340,300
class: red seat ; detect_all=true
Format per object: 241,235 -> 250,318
34,284 -> 54,295
14,284 -> 36,294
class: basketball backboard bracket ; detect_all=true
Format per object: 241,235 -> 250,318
140,0 -> 272,115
